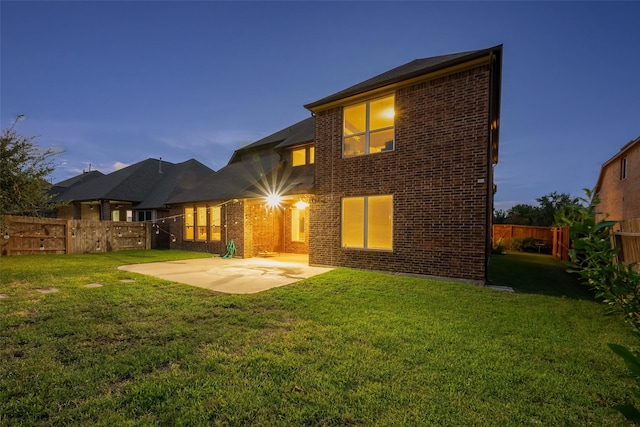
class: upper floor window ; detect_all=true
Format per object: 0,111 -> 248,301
343,94 -> 395,157
621,157 -> 628,180
292,145 -> 315,166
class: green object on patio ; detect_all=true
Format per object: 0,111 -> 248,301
222,239 -> 235,259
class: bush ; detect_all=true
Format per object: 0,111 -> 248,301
512,237 -> 540,252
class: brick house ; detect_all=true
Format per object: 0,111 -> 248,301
50,158 -> 214,248
166,45 -> 502,283
595,136 -> 640,223
166,117 -> 315,258
305,45 -> 502,283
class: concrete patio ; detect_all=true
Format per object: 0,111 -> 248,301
117,253 -> 333,294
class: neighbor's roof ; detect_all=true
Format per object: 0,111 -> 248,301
52,158 -> 214,209
304,45 -> 503,111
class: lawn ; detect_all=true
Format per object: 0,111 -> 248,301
0,250 -> 636,426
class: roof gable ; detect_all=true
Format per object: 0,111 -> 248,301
304,45 -> 502,111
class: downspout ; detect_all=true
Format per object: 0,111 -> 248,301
485,46 -> 503,283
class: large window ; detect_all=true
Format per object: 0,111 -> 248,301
343,95 -> 395,157
184,206 -> 221,241
291,207 -> 306,242
341,195 -> 393,250
196,207 -> 207,241
210,206 -> 221,241
184,207 -> 195,240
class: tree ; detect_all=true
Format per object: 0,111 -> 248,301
494,192 -> 581,226
536,191 -> 581,226
0,117 -> 59,217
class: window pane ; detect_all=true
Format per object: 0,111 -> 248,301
197,207 -> 207,241
344,135 -> 365,157
370,129 -> 394,153
344,103 -> 366,135
210,207 -> 221,240
292,148 -> 306,166
370,95 -> 394,130
342,197 -> 365,248
367,195 -> 393,250
291,208 -> 305,242
185,207 -> 194,240
309,146 -> 315,164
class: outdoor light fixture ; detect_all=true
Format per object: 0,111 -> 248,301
266,192 -> 282,208
294,200 -> 309,210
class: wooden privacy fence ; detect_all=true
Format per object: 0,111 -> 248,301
1,215 -> 151,256
616,218 -> 640,272
492,224 -> 569,261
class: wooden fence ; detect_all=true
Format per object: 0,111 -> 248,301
492,224 -> 569,261
1,215 -> 151,256
617,218 -> 640,272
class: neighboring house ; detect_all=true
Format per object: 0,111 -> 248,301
167,117 -> 315,257
166,45 -> 502,283
595,136 -> 640,223
304,45 -> 502,283
50,158 -> 214,247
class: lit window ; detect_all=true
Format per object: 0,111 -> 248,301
291,207 -> 306,242
343,95 -> 394,157
292,145 -> 315,167
196,206 -> 207,241
210,206 -> 221,241
341,195 -> 393,250
621,157 -> 628,180
112,210 -> 120,222
126,210 -> 133,222
292,148 -> 306,166
184,207 -> 194,240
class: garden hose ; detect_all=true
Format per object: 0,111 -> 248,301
222,239 -> 235,259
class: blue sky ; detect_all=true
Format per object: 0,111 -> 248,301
2,1 -> 639,210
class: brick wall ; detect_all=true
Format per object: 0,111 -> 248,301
169,201 -> 246,257
597,141 -> 640,223
310,65 -> 492,282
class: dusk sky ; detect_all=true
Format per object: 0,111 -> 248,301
2,1 -> 638,211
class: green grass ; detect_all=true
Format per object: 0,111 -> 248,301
0,250 -> 636,426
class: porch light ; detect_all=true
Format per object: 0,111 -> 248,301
294,200 -> 309,210
266,192 -> 282,208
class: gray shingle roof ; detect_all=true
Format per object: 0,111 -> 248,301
52,158 -> 215,209
304,45 -> 502,110
168,118 -> 317,204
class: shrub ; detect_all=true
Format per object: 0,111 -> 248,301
511,237 -> 539,252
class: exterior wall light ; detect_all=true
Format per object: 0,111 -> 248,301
266,192 -> 282,208
294,200 -> 309,210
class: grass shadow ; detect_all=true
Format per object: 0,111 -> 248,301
488,251 -> 595,300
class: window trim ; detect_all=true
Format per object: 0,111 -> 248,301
343,94 -> 395,158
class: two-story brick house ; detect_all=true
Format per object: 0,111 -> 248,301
595,136 -> 640,223
305,45 -> 502,283
163,45 -> 502,283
